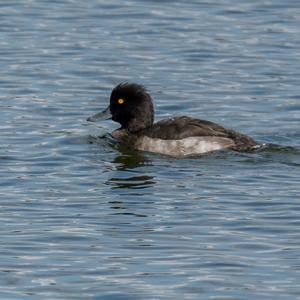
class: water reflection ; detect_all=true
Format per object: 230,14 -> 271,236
109,206 -> 148,217
107,174 -> 155,189
113,147 -> 152,170
89,134 -> 156,190
107,151 -> 155,190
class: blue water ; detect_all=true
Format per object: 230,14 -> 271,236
1,0 -> 300,299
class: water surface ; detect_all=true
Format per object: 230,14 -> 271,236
1,0 -> 300,299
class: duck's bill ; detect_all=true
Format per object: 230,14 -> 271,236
87,106 -> 112,122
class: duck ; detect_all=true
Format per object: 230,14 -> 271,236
87,83 -> 259,157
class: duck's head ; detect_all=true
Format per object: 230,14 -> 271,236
87,83 -> 154,132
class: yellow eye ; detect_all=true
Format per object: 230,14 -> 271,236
117,98 -> 125,105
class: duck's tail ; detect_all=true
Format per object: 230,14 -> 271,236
228,130 -> 260,152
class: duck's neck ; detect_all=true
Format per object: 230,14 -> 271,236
125,118 -> 153,133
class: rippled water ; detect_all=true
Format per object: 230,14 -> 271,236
1,0 -> 300,299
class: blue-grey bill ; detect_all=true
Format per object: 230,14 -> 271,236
87,106 -> 112,122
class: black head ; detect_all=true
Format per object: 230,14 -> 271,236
87,83 -> 154,132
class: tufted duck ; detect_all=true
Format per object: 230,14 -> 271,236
87,83 -> 259,156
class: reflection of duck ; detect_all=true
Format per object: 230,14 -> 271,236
108,152 -> 155,190
88,83 -> 259,156
107,175 -> 155,190
113,149 -> 151,170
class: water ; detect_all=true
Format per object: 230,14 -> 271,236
1,0 -> 300,299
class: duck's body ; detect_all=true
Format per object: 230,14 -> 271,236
87,83 -> 259,157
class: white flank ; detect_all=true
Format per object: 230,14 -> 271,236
136,136 -> 235,156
